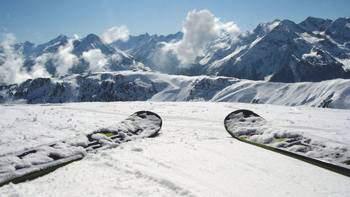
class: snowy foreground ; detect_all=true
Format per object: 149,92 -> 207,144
0,102 -> 350,196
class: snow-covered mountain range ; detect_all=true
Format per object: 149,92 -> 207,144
1,71 -> 349,109
1,17 -> 350,108
111,32 -> 183,73
12,33 -> 149,78
2,17 -> 350,84
113,17 -> 350,82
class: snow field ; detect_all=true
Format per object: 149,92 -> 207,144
0,102 -> 349,196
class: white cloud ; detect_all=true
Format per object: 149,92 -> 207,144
0,33 -> 51,84
73,34 -> 80,39
110,53 -> 122,62
53,39 -> 79,76
0,34 -> 30,84
82,49 -> 107,72
161,9 -> 241,65
33,38 -> 79,77
101,25 -> 129,44
31,54 -> 51,78
0,33 -> 112,84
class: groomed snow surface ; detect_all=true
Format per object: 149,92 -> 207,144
0,102 -> 350,196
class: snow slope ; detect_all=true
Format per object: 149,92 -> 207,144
1,71 -> 350,109
0,102 -> 349,196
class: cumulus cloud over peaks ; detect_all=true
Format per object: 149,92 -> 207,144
32,38 -> 79,77
31,54 -> 52,78
0,33 -> 28,84
0,34 -> 51,84
82,49 -> 107,72
161,9 -> 241,65
101,26 -> 130,44
0,33 -> 82,84
53,39 -> 79,76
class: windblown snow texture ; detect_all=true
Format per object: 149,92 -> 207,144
224,109 -> 350,171
0,102 -> 349,196
0,111 -> 162,186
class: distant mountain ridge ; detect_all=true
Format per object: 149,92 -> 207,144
12,33 -> 148,78
111,32 -> 183,72
2,16 -> 350,83
112,17 -> 350,82
0,71 -> 349,109
202,17 -> 350,82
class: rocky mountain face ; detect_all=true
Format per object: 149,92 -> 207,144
0,71 -> 349,109
0,72 -> 157,103
200,17 -> 350,82
12,34 -> 148,78
1,17 -> 350,85
112,17 -> 350,82
111,32 -> 183,72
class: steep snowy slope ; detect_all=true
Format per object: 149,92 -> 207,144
109,17 -> 350,82
1,71 -> 349,109
111,32 -> 183,72
202,18 -> 350,82
0,102 -> 349,196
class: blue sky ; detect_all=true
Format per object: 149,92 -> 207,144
1,0 -> 349,43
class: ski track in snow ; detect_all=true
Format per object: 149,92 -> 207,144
0,102 -> 350,197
